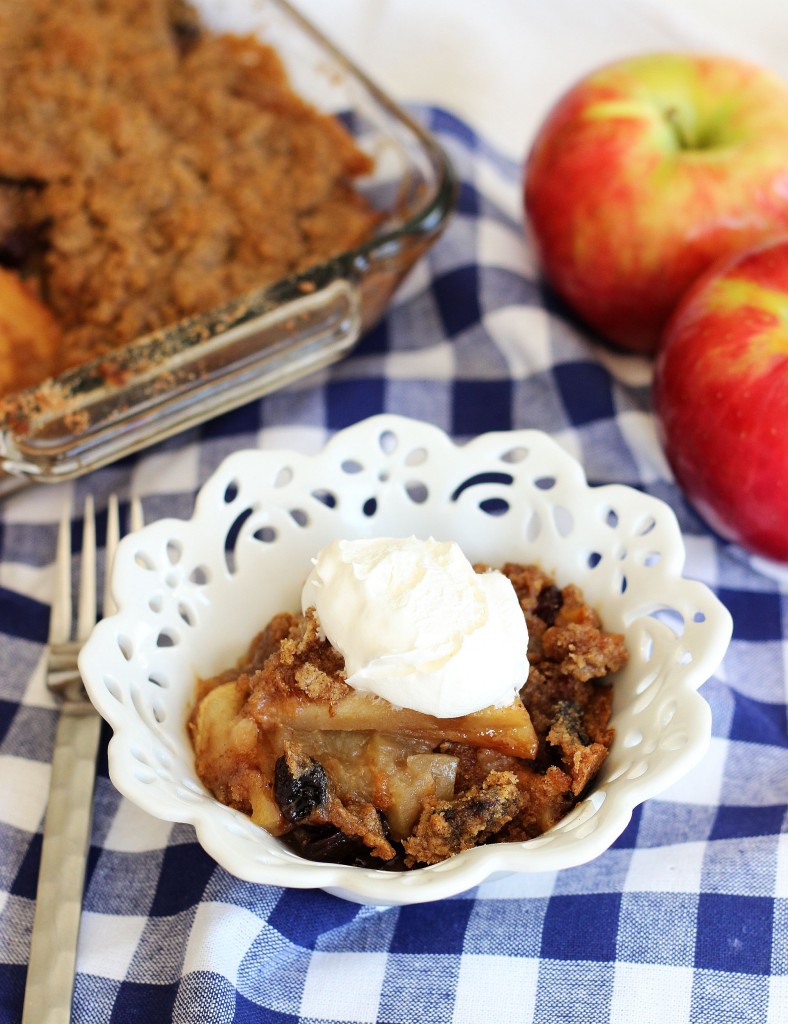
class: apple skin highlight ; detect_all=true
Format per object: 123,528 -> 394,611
524,53 -> 788,354
653,237 -> 788,563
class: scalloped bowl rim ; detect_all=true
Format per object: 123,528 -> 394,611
79,415 -> 732,905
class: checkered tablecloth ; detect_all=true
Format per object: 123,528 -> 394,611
1,107 -> 786,1024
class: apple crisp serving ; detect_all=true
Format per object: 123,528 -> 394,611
0,0 -> 379,397
189,562 -> 629,869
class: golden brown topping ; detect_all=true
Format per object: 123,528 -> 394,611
546,700 -> 611,796
403,770 -> 524,865
541,622 -> 629,682
0,0 -> 378,396
498,766 -> 575,842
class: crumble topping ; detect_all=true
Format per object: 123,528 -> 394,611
402,770 -> 525,866
0,0 -> 379,397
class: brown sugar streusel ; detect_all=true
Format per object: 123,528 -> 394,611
0,0 -> 379,397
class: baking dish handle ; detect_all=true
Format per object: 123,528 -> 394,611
0,279 -> 361,484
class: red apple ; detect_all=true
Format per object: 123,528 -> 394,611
652,236 -> 788,563
524,53 -> 788,354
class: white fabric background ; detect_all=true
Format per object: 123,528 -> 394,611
292,0 -> 788,160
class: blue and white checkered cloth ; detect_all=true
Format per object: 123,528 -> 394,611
1,107 -> 786,1024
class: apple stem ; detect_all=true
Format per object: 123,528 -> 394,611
663,106 -> 692,150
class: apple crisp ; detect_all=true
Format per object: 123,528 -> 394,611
189,562 -> 629,869
0,0 -> 379,396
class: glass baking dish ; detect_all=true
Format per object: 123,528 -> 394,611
0,0 -> 456,486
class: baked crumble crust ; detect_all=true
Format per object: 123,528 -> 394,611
0,0 -> 379,396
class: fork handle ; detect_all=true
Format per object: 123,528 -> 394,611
22,709 -> 102,1024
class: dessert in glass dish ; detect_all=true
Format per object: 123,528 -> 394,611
0,5 -> 455,485
0,0 -> 379,400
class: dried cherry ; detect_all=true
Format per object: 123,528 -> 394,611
535,584 -> 563,625
274,754 -> 328,822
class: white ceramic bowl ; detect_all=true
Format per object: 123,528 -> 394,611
80,415 -> 732,905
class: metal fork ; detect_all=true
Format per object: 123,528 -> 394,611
22,494 -> 143,1024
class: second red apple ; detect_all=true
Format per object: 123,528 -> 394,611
652,236 -> 788,564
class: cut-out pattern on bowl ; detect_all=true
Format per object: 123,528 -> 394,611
79,415 -> 732,906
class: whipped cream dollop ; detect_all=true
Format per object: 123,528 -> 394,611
301,536 -> 529,718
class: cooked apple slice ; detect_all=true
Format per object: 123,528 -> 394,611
0,267 -> 62,396
295,731 -> 459,839
247,687 -> 538,760
190,682 -> 285,833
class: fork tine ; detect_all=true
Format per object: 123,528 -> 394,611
76,494 -> 97,643
49,503 -> 72,646
130,495 -> 144,533
102,495 -> 144,618
103,494 -> 120,617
